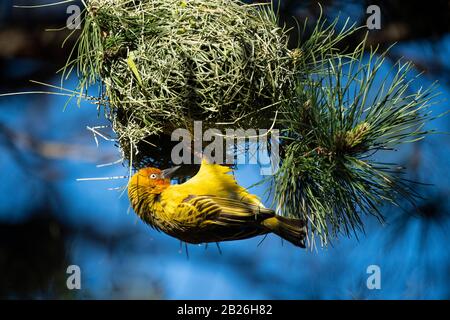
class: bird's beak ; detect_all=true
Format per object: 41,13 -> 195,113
161,166 -> 180,179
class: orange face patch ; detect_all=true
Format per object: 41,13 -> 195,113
134,167 -> 170,190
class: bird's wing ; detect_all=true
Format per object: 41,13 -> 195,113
173,195 -> 274,226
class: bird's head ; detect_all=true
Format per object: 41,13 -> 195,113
129,166 -> 180,194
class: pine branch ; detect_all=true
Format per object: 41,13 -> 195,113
272,34 -> 441,247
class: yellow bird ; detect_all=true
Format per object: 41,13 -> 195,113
128,159 -> 306,247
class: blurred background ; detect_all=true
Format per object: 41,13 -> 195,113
0,0 -> 449,299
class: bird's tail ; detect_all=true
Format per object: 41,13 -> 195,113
263,216 -> 307,248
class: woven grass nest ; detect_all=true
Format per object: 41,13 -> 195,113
74,0 -> 300,168
67,0 -> 439,246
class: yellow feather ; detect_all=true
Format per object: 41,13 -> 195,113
128,159 -> 306,247
162,159 -> 261,211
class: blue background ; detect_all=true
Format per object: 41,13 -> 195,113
0,0 -> 449,299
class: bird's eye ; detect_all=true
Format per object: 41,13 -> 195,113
149,173 -> 158,179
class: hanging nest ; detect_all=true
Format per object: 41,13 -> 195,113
67,0 -> 438,246
72,0 -> 299,168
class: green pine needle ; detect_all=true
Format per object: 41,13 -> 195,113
273,39 -> 439,247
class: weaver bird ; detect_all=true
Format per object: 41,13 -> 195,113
128,159 -> 306,247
